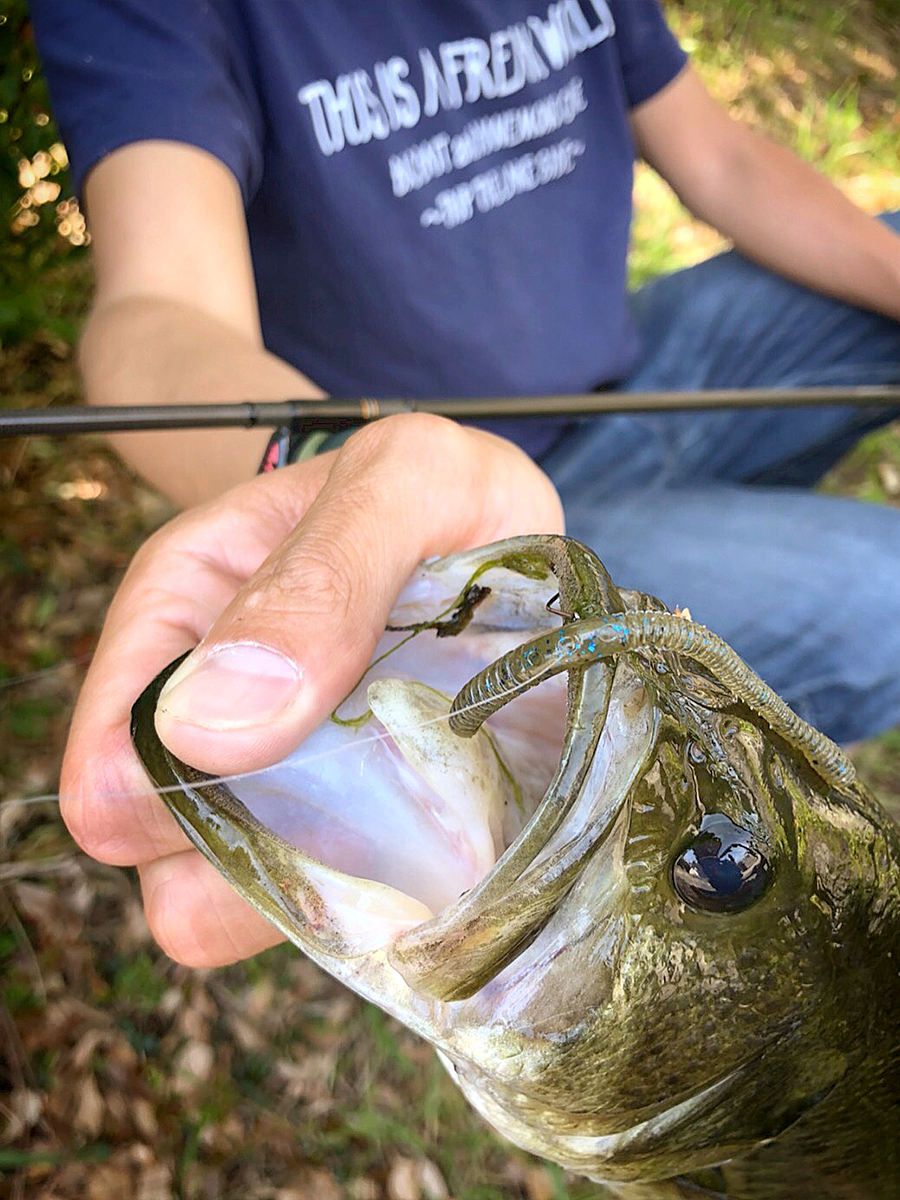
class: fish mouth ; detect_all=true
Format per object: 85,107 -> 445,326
131,654 -> 560,955
132,645 -> 656,1004
222,677 -> 515,917
130,537 -> 657,998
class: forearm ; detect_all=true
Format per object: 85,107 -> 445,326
80,295 -> 324,507
688,128 -> 900,321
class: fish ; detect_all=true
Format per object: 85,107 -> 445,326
130,535 -> 900,1200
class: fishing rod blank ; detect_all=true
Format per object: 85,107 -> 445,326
2,385 -> 900,438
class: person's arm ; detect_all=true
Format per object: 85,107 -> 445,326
81,140 -> 325,507
631,66 -> 900,321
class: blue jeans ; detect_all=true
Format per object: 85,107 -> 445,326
540,211 -> 900,744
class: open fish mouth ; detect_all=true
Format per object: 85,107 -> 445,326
132,661 -> 558,953
131,536 -> 658,998
133,527 -> 850,1000
132,655 -> 649,947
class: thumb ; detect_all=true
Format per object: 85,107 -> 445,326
154,415 -> 563,774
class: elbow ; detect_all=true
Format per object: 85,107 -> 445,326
78,304 -> 110,407
77,300 -> 125,407
78,294 -> 187,407
667,120 -> 766,230
78,295 -> 158,407
675,140 -> 753,229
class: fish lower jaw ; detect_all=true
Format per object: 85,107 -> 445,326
443,1052 -> 743,1184
299,838 -> 496,957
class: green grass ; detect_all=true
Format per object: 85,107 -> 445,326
630,0 -> 900,284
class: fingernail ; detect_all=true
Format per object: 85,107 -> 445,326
157,643 -> 302,730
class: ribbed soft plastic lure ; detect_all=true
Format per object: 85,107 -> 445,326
132,536 -> 900,1200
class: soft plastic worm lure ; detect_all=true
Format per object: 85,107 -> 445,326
450,607 -> 856,789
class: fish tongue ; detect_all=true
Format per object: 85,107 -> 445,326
366,679 -> 517,911
297,668 -> 522,953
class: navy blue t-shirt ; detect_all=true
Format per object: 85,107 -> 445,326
30,0 -> 687,457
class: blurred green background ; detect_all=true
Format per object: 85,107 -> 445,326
1,2 -> 899,1198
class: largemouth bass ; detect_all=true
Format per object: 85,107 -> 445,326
131,535 -> 900,1199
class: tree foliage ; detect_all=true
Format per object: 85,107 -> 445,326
0,0 -> 87,347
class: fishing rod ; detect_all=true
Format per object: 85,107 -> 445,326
2,385 -> 900,438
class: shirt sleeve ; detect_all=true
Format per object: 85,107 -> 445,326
609,0 -> 689,109
28,0 -> 263,202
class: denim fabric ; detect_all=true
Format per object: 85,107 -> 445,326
541,211 -> 900,743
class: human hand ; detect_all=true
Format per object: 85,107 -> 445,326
60,416 -> 564,966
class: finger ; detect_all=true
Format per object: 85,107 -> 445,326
61,458 -> 335,866
139,850 -> 284,967
155,415 -> 565,774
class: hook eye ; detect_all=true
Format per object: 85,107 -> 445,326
546,593 -> 575,620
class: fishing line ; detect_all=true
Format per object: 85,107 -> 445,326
0,655 -> 94,691
0,669 -> 561,813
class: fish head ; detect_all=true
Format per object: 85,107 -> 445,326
441,661 -> 893,1182
130,537 -> 899,1185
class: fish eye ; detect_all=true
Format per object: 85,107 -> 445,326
672,814 -> 770,914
